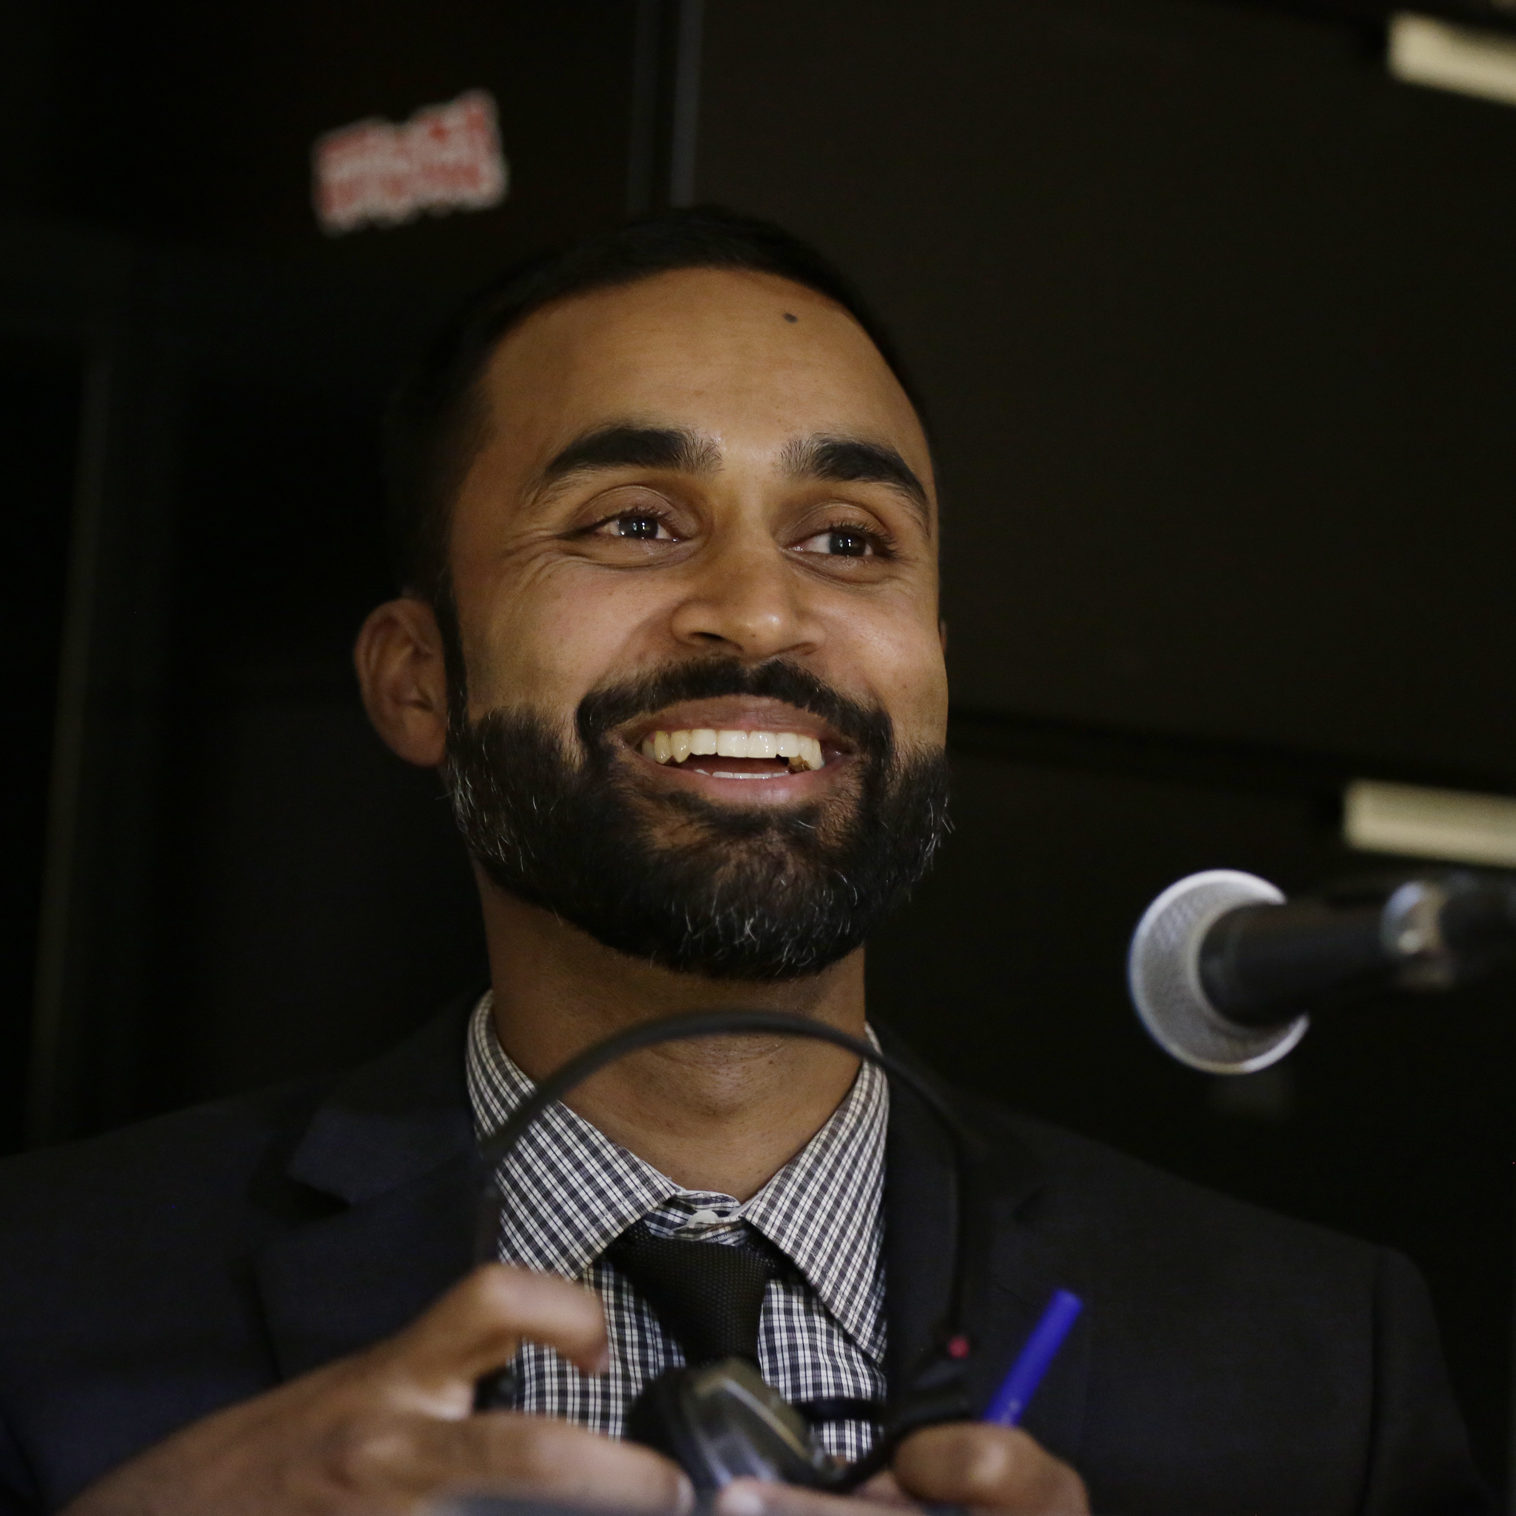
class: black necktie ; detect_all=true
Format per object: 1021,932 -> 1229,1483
608,1219 -> 782,1365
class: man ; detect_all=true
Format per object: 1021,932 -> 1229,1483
0,209 -> 1489,1515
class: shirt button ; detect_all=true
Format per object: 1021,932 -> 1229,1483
685,1208 -> 723,1228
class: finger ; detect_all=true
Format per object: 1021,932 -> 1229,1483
893,1423 -> 1089,1515
714,1477 -> 902,1516
385,1265 -> 611,1388
362,1412 -> 693,1513
854,1471 -> 912,1505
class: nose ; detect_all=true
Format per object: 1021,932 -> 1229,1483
666,530 -> 823,661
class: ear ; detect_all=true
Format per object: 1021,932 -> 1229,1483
354,597 -> 450,767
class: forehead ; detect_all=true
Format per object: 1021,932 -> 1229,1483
474,267 -> 933,491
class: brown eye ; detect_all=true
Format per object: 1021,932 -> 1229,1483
616,516 -> 662,539
825,528 -> 872,557
795,525 -> 886,558
594,511 -> 676,541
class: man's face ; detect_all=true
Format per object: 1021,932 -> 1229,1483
441,266 -> 949,978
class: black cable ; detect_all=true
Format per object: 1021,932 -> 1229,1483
471,1008 -> 994,1476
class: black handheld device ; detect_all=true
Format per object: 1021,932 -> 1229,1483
470,1011 -> 994,1493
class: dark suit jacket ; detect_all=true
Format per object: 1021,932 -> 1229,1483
0,1003 -> 1489,1515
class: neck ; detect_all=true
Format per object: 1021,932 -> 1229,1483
478,886 -> 867,1201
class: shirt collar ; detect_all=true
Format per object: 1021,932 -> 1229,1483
736,1044 -> 886,1360
467,997 -> 674,1281
465,994 -> 887,1362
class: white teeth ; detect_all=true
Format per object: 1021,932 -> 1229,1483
638,727 -> 830,771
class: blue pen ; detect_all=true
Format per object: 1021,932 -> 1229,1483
982,1289 -> 1083,1427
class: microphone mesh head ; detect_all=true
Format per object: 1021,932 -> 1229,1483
1127,870 -> 1309,1075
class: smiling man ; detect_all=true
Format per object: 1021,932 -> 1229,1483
0,209 -> 1489,1516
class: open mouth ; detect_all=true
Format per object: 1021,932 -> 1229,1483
627,706 -> 846,782
638,725 -> 828,777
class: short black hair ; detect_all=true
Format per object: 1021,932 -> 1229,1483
383,204 -> 925,605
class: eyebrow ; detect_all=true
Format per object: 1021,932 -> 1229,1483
535,424 -> 720,493
781,434 -> 932,535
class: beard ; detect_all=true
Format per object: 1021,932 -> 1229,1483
440,656 -> 950,980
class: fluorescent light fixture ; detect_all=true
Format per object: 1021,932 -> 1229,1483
1388,12 -> 1516,108
1344,779 -> 1516,868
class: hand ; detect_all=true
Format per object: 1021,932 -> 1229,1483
61,1264 -> 694,1516
715,1423 -> 1088,1516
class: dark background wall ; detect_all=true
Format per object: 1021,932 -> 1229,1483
3,0 -> 1513,1501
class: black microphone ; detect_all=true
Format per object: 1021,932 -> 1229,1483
1127,868 -> 1516,1073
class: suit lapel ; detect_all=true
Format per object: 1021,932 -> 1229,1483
882,1070 -> 959,1404
881,1035 -> 1089,1465
254,1001 -> 481,1379
966,1208 -> 1091,1465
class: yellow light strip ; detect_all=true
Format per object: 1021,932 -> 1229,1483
1389,13 -> 1516,109
1344,779 -> 1516,868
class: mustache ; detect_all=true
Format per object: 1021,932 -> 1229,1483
574,657 -> 893,759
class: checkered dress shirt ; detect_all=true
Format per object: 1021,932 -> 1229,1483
465,994 -> 887,1463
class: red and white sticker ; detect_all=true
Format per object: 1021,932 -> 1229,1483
312,89 -> 509,235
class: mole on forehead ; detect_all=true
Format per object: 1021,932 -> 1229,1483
783,312 -> 799,323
